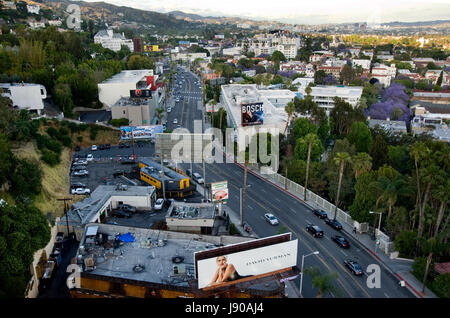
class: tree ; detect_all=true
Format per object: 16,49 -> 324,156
332,152 -> 352,220
271,50 -> 287,63
340,64 -> 356,85
154,108 -> 165,124
291,118 -> 318,143
304,267 -> 340,298
331,97 -> 365,136
294,134 -> 324,162
303,133 -> 321,201
127,54 -> 154,70
369,135 -> 389,171
352,152 -> 372,179
314,70 -> 327,85
347,122 -> 372,153
284,101 -> 295,135
0,134 -> 13,186
369,174 -> 406,219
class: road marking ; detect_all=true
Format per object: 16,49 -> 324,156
289,208 -> 297,214
340,250 -> 348,257
384,292 -> 390,298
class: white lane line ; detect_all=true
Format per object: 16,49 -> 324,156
384,292 -> 390,298
289,208 -> 297,214
340,249 -> 348,257
248,205 -> 254,210
324,235 -> 330,240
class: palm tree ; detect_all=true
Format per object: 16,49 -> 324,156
332,152 -> 352,220
155,107 -> 165,124
304,267 -> 340,298
352,152 -> 372,179
284,101 -> 295,135
303,133 -> 318,201
369,175 -> 407,219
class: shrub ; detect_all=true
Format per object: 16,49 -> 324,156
229,223 -> 240,235
46,127 -> 58,139
40,149 -> 61,166
60,135 -> 72,148
76,136 -> 83,143
110,118 -> 129,127
411,257 -> 435,283
58,127 -> 69,136
394,230 -> 417,258
431,274 -> 450,298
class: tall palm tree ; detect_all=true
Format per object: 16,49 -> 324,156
332,152 -> 352,220
303,133 -> 318,201
155,107 -> 165,124
352,152 -> 372,179
304,267 -> 340,298
369,175 -> 407,219
284,101 -> 295,135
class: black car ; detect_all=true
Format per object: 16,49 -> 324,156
332,235 -> 351,248
99,144 -> 105,150
117,203 -> 136,213
71,182 -> 86,189
111,209 -> 132,218
125,142 -> 130,148
105,144 -> 111,149
306,224 -> 324,238
325,218 -> 343,230
344,259 -> 364,276
313,209 -> 328,219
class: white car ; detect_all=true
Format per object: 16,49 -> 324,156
73,170 -> 89,177
73,159 -> 88,165
154,198 -> 164,210
91,145 -> 97,151
173,118 -> 178,124
167,107 -> 172,113
71,188 -> 90,195
192,172 -> 204,184
86,154 -> 94,162
264,213 -> 279,225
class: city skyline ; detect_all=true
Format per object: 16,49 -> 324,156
76,0 -> 450,25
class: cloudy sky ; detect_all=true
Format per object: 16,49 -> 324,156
76,0 -> 450,25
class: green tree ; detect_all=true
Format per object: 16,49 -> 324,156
294,133 -> 324,162
369,134 -> 389,170
331,97 -> 365,136
340,64 -> 356,85
284,101 -> 295,135
369,174 -> 407,219
352,152 -> 372,179
304,267 -> 340,298
271,50 -> 287,63
314,70 -> 327,85
347,122 -> 372,153
332,152 -> 352,220
291,118 -> 318,143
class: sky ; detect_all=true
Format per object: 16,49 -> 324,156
77,0 -> 450,25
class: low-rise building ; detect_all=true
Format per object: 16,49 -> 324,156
27,4 -> 40,14
0,83 -> 46,115
165,201 -> 218,235
94,29 -> 134,52
309,85 -> 363,111
371,63 -> 397,87
317,65 -> 344,79
368,118 -> 407,134
352,59 -> 371,71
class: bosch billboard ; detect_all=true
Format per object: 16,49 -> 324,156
241,102 -> 264,127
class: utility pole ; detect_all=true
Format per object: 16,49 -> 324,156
58,198 -> 72,238
160,156 -> 166,201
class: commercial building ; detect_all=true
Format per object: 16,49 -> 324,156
111,96 -> 156,126
69,224 -> 297,298
94,29 -> 134,52
0,83 -> 47,115
98,70 -> 156,107
165,201 -> 219,235
310,85 -> 363,111
58,185 -> 156,241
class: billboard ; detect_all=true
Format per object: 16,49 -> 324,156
120,125 -> 164,140
130,89 -> 152,98
144,45 -> 159,52
211,181 -> 228,204
241,102 -> 264,127
195,237 -> 298,289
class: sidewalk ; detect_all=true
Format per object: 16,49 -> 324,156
239,162 -> 437,298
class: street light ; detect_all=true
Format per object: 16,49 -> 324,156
369,211 -> 382,238
299,251 -> 319,297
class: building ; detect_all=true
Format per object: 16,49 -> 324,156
58,185 -> 156,241
411,116 -> 450,143
310,85 -> 363,111
352,59 -> 371,71
257,89 -> 297,108
317,65 -> 344,80
98,70 -> 155,107
111,96 -> 155,126
68,223 -> 296,298
412,90 -> 450,103
0,83 -> 46,115
133,38 -> 143,53
94,29 -> 134,52
368,118 -> 407,134
28,21 -> 45,29
27,4 -> 40,14
165,201 -> 219,235
424,70 -> 443,85
173,52 -> 207,62
371,64 -> 397,87
222,47 -> 242,56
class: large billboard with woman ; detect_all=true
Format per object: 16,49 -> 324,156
195,234 -> 298,289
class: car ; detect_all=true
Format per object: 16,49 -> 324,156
125,142 -> 130,148
325,218 -> 343,230
73,159 -> 88,165
72,170 -> 89,177
162,125 -> 167,132
99,144 -> 105,150
105,144 -> 111,149
167,107 -> 172,113
192,172 -> 204,184
185,169 -> 192,177
71,182 -> 86,189
176,124 -> 181,129
313,209 -> 328,219
71,187 -> 91,195
74,145 -> 81,152
86,154 -> 94,162
154,198 -> 164,210
117,203 -> 136,213
111,209 -> 132,218
91,145 -> 98,151
344,259 -> 364,276
306,224 -> 324,238
332,235 -> 351,248
173,118 -> 178,124
118,143 -> 125,148
264,213 -> 279,225
72,165 -> 87,171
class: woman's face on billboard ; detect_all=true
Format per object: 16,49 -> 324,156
216,256 -> 227,270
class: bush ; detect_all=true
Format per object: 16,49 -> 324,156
394,230 -> 417,258
60,135 -> 72,148
229,223 -> 240,235
40,149 -> 60,166
431,274 -> 450,298
110,118 -> 129,127
76,136 -> 83,143
411,257 -> 435,283
58,127 -> 69,136
46,127 -> 58,139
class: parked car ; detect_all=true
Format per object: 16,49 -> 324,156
117,204 -> 136,213
125,142 -> 130,148
325,218 -> 343,230
111,209 -> 132,218
74,145 -> 81,152
176,124 -> 181,129
71,182 -> 86,189
118,143 -> 125,149
313,209 -> 328,219
71,187 -> 90,195
186,169 -> 192,177
86,154 -> 94,162
264,213 -> 279,225
332,235 -> 351,248
91,145 -> 97,151
167,107 -> 172,113
72,165 -> 87,171
105,144 -> 111,149
73,159 -> 88,165
344,259 -> 364,276
306,224 -> 324,238
72,170 -> 89,177
192,172 -> 204,184
154,198 -> 164,210
99,144 -> 105,150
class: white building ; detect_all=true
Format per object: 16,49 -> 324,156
371,63 -> 397,87
172,52 -> 207,62
258,89 -> 297,108
94,29 -> 134,52
293,77 -> 315,97
222,47 -> 242,56
310,85 -> 364,111
98,70 -> 155,107
27,4 -> 40,14
352,59 -> 371,70
0,83 -> 47,115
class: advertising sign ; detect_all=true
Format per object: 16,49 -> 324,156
130,89 -> 152,98
241,102 -> 264,127
120,125 -> 164,140
196,239 -> 298,289
211,181 -> 228,204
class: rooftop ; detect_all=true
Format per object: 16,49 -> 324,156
113,96 -> 151,107
310,85 -> 363,97
368,119 -> 407,132
167,201 -> 216,220
99,70 -> 154,85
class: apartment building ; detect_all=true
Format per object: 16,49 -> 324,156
94,29 -> 134,52
0,83 -> 47,115
310,85 -> 364,111
317,65 -> 344,80
371,63 -> 397,87
352,59 -> 371,71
